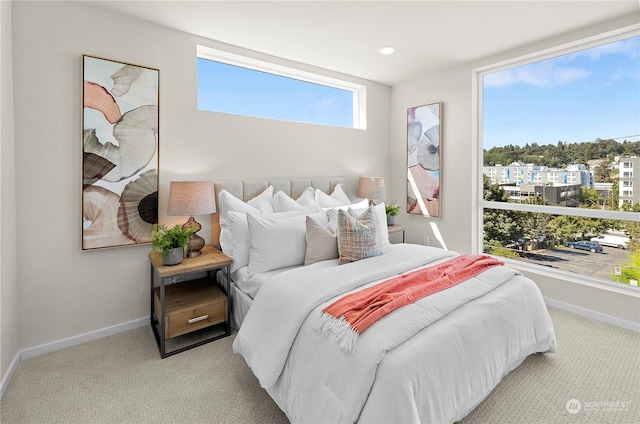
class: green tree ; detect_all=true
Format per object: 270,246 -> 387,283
617,250 -> 640,285
581,187 -> 604,208
595,158 -> 612,182
482,176 -> 523,248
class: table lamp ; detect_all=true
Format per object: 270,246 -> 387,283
357,176 -> 385,206
167,181 -> 216,257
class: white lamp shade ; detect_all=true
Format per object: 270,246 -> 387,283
357,176 -> 385,200
167,181 -> 216,216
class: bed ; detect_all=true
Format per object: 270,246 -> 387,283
211,177 -> 557,423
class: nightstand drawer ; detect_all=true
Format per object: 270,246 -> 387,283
154,279 -> 227,339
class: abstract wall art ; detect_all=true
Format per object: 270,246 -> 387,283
407,102 -> 442,218
82,55 -> 159,250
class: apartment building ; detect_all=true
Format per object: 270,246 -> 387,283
619,157 -> 640,207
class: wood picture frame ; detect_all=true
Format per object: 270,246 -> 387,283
82,55 -> 159,250
407,102 -> 442,217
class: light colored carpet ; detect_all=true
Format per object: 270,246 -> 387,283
1,307 -> 638,424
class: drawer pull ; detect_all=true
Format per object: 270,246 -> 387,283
188,315 -> 209,324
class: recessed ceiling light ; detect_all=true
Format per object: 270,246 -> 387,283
379,46 -> 395,55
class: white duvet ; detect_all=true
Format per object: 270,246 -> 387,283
233,244 -> 557,423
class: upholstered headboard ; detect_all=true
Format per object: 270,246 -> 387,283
210,177 -> 347,249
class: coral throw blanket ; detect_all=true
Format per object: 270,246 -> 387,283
314,254 -> 504,353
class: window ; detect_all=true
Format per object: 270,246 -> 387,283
196,45 -> 366,129
477,31 -> 640,289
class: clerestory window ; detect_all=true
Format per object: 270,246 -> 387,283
196,45 -> 366,129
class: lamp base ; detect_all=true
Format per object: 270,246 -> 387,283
182,216 -> 205,258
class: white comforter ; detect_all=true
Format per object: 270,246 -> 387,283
233,244 -> 557,423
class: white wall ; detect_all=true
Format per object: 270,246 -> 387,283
1,0 -> 20,390
8,1 -> 390,353
390,15 -> 640,327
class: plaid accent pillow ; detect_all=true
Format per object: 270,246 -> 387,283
336,207 -> 382,264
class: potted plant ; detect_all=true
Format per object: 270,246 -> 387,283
151,224 -> 197,266
385,202 -> 401,226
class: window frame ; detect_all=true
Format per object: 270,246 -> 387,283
196,45 -> 367,129
472,24 -> 640,294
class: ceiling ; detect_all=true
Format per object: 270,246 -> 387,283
89,1 -> 639,86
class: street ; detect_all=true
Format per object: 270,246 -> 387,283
518,245 -> 631,281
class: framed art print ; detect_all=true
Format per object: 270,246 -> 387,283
407,102 -> 442,217
82,55 -> 159,250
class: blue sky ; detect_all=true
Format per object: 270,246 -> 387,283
483,35 -> 640,149
197,59 -> 354,128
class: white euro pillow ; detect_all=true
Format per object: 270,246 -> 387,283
315,183 -> 352,207
273,187 -> 318,212
297,187 -> 318,207
273,191 -> 302,212
247,185 -> 275,213
322,198 -> 369,211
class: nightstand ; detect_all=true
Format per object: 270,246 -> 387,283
388,224 -> 406,243
149,245 -> 232,358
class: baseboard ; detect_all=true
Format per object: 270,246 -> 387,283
0,351 -> 20,398
1,317 -> 148,398
545,297 -> 640,333
20,317 -> 148,360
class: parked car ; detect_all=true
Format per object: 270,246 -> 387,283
565,240 -> 603,253
590,234 -> 629,249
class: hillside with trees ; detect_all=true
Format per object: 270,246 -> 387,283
484,138 -> 640,170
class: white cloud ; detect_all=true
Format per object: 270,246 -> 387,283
581,37 -> 639,60
485,62 -> 590,88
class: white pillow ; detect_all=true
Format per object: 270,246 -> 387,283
247,185 -> 275,213
273,187 -> 318,212
247,211 -> 328,275
229,206 -> 321,273
348,202 -> 390,247
304,215 -> 338,265
323,198 -> 369,211
273,191 -> 302,212
315,183 -> 352,207
297,187 -> 318,207
218,190 -> 261,256
227,211 -> 251,273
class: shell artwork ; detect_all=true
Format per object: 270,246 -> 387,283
408,120 -> 422,155
407,102 -> 441,218
83,80 -> 122,124
110,65 -> 159,106
117,169 -> 158,243
83,185 -> 134,249
82,55 -> 159,250
83,148 -> 116,189
84,105 -> 158,182
417,124 -> 440,171
427,103 -> 440,117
